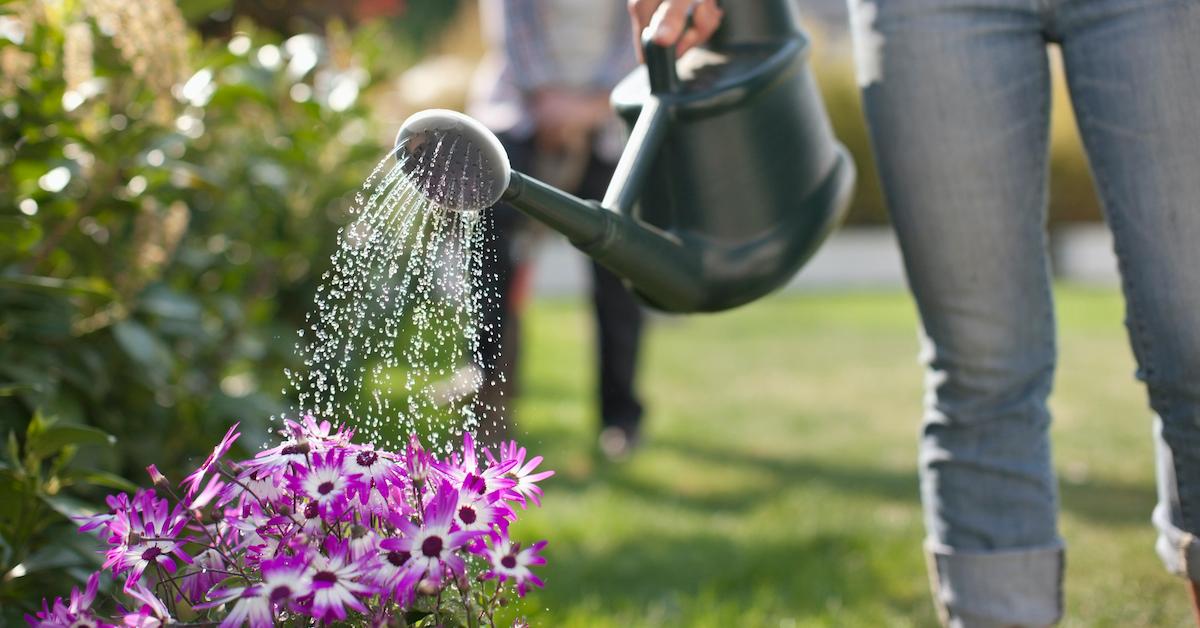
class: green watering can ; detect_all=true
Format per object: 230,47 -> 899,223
395,0 -> 854,313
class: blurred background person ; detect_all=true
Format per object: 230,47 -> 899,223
467,0 -> 647,459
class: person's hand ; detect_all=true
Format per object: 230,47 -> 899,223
628,0 -> 723,59
532,89 -> 611,154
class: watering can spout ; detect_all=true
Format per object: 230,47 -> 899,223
393,0 -> 855,313
393,107 -> 712,312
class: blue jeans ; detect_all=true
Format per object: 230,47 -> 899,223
848,0 -> 1200,624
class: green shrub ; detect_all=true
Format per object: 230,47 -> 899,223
0,1 -> 426,613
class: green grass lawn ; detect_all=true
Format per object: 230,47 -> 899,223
495,286 -> 1191,627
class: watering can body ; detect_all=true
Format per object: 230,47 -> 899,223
598,0 -> 854,312
396,0 -> 854,313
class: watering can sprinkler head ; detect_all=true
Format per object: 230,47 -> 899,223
393,109 -> 511,213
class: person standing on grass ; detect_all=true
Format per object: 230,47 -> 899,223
468,0 -> 648,459
631,0 -> 1200,625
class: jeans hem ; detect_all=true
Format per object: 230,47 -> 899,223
925,539 -> 1064,627
1153,502 -> 1200,582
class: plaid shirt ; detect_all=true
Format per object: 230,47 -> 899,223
469,0 -> 637,147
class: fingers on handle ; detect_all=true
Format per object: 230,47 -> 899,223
678,0 -> 722,56
647,0 -> 692,46
629,0 -> 723,61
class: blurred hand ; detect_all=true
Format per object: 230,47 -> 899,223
532,88 -> 611,154
628,0 -> 723,59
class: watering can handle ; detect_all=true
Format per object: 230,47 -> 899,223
642,32 -> 680,94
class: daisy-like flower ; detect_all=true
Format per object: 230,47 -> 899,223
285,414 -> 354,450
485,440 -> 555,508
433,432 -> 516,497
103,490 -> 192,588
379,480 -> 481,587
197,554 -> 311,628
225,500 -> 272,558
484,538 -> 547,597
368,530 -> 419,604
25,572 -> 108,628
229,469 -> 287,510
182,422 -> 240,498
286,449 -> 357,509
344,445 -> 401,504
305,538 -> 377,622
243,439 -> 311,475
121,580 -> 172,627
453,475 -> 514,544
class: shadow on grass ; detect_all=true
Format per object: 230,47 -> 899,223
533,424 -> 1157,529
535,529 -> 922,622
513,419 -> 1155,622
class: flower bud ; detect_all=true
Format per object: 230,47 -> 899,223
146,464 -> 168,488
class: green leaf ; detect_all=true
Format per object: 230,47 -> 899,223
39,494 -> 96,520
8,542 -> 85,577
27,423 -> 115,460
59,469 -> 138,493
0,383 -> 27,397
0,275 -> 114,298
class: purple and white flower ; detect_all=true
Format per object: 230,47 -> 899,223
198,554 -> 311,628
486,440 -> 556,508
484,538 -> 547,597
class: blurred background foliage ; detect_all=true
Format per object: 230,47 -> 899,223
0,0 -> 1102,617
0,0 -> 460,614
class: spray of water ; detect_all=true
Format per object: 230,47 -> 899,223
281,132 -> 507,454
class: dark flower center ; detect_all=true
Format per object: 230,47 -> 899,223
317,480 -> 335,495
458,505 -> 477,525
356,450 -> 378,467
501,555 -> 517,569
464,473 -> 487,495
140,547 -> 162,561
304,502 -> 320,519
313,570 -> 338,585
269,585 -> 292,601
387,550 -> 411,567
421,535 -> 444,558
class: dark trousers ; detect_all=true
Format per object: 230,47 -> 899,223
476,135 -> 645,434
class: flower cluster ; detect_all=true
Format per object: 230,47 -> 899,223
27,417 -> 553,627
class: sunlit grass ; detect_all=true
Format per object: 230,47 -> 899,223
496,286 -> 1188,626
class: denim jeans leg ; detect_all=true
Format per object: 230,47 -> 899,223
1056,0 -> 1200,581
849,0 -> 1064,624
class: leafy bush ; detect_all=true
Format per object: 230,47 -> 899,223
0,0 -> 432,615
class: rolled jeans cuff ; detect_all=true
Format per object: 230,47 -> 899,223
925,539 -> 1064,627
1153,503 -> 1200,581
